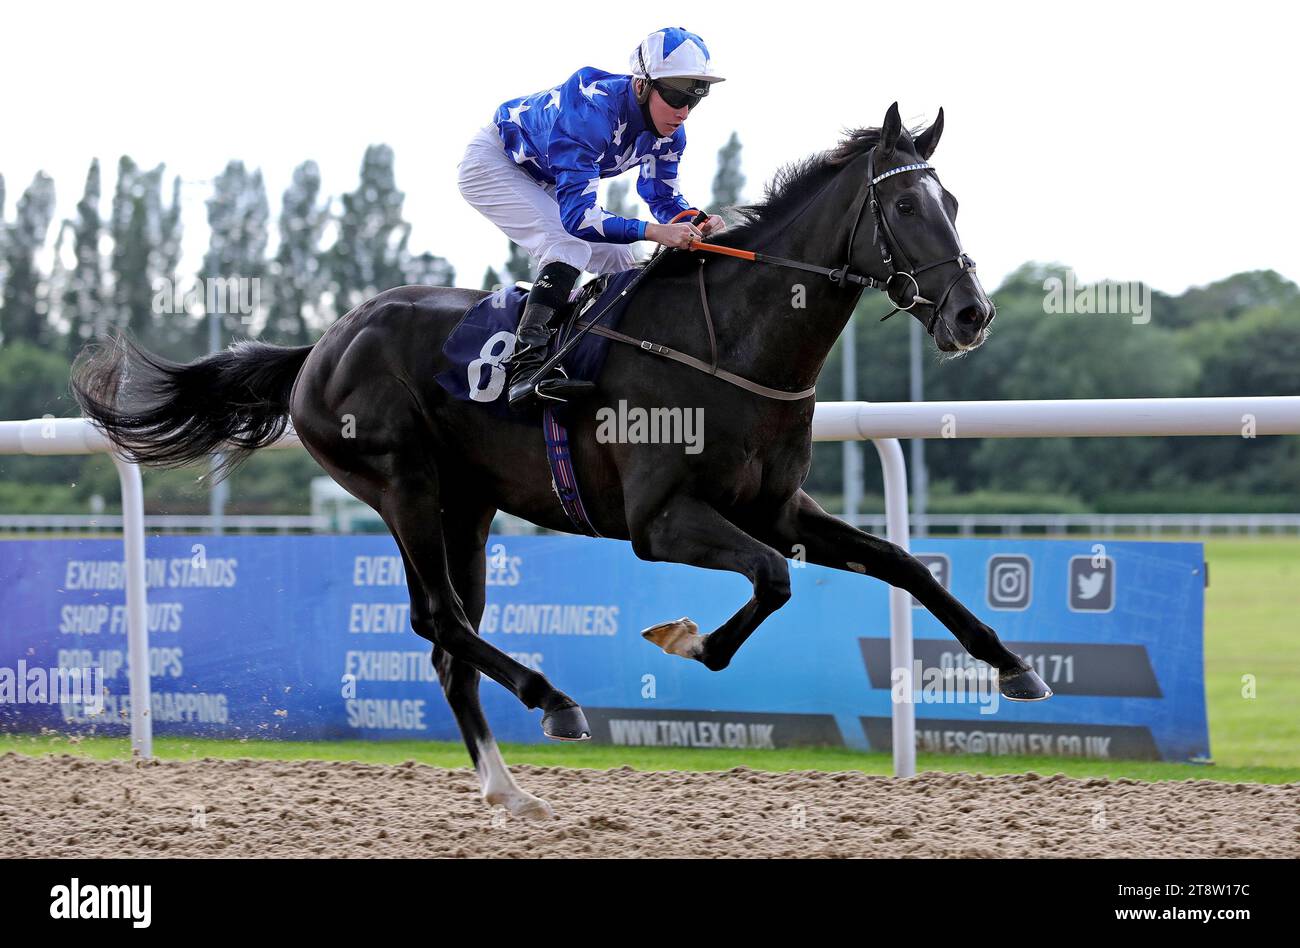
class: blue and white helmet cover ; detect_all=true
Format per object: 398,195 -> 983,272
630,26 -> 725,83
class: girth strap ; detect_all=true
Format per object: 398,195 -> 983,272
542,407 -> 602,537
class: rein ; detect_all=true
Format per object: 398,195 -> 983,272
532,210 -> 816,402
534,147 -> 980,403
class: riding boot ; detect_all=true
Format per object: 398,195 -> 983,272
506,261 -> 588,408
504,305 -> 555,403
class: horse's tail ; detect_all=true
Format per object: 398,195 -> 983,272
71,332 -> 315,483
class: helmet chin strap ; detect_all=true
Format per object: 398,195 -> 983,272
638,92 -> 660,135
634,51 -> 667,136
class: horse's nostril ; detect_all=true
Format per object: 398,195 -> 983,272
956,304 -> 984,329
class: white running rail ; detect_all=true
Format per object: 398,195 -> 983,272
2,395 -> 1298,775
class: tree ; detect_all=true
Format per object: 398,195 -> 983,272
144,172 -> 189,359
403,251 -> 454,288
108,157 -> 178,347
0,172 -> 56,346
0,341 -> 82,492
939,265 -> 1197,498
324,144 -> 411,317
198,160 -> 269,351
1157,270 -> 1299,330
265,161 -> 329,345
1165,303 -> 1300,495
0,341 -> 75,418
158,174 -> 183,303
0,174 -> 7,301
62,159 -> 107,356
709,132 -> 745,214
1195,305 -> 1300,398
480,266 -> 502,291
503,240 -> 532,283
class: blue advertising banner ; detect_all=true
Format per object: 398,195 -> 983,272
0,535 -> 1208,761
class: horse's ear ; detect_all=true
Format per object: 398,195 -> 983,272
880,102 -> 903,157
914,107 -> 944,160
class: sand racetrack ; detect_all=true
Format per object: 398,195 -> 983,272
1,752 -> 1295,858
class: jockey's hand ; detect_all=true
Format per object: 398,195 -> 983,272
698,214 -> 726,237
646,221 -> 704,249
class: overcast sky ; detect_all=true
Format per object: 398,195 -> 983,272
3,0 -> 1297,296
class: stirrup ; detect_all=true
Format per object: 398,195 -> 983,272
507,360 -> 558,409
533,367 -> 596,403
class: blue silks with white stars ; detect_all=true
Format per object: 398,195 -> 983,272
491,68 -> 693,245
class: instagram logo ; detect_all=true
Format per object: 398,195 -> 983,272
987,555 -> 1032,611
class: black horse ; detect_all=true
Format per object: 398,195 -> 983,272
73,104 -> 1050,819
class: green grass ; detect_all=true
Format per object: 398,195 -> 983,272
2,734 -> 1295,784
2,537 -> 1296,782
1201,538 -> 1299,770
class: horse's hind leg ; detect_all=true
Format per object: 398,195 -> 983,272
761,490 -> 1051,700
380,462 -> 591,740
432,502 -> 552,819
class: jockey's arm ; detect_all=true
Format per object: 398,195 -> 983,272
636,136 -> 724,238
550,108 -> 649,245
636,135 -> 691,225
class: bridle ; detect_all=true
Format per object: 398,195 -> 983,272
685,145 -> 982,336
835,148 -> 979,332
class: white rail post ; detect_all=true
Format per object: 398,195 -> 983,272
111,455 -> 152,758
870,438 -> 915,778
0,417 -> 154,759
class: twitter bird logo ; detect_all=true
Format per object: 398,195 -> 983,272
1069,556 -> 1115,611
1076,571 -> 1107,600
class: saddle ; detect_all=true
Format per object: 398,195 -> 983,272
528,275 -> 613,402
433,270 -> 639,420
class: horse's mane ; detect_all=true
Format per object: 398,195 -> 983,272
715,126 -> 888,247
637,123 -> 927,279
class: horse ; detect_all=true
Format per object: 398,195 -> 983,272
72,103 -> 1051,820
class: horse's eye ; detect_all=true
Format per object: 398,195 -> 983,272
896,200 -> 914,216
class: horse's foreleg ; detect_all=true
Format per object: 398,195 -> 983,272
761,491 -> 1051,700
629,494 -> 791,671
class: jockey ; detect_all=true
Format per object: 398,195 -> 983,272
457,26 -> 727,408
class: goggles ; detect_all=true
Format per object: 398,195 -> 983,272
652,79 -> 709,110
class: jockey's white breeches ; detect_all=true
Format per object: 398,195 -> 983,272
457,124 -> 638,276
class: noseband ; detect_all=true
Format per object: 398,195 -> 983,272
833,150 -> 979,333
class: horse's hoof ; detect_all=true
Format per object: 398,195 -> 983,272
999,666 -> 1053,701
542,704 -> 591,741
641,617 -> 703,659
510,796 -> 555,820
487,791 -> 555,821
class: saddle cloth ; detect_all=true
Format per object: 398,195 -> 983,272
434,269 -> 640,418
